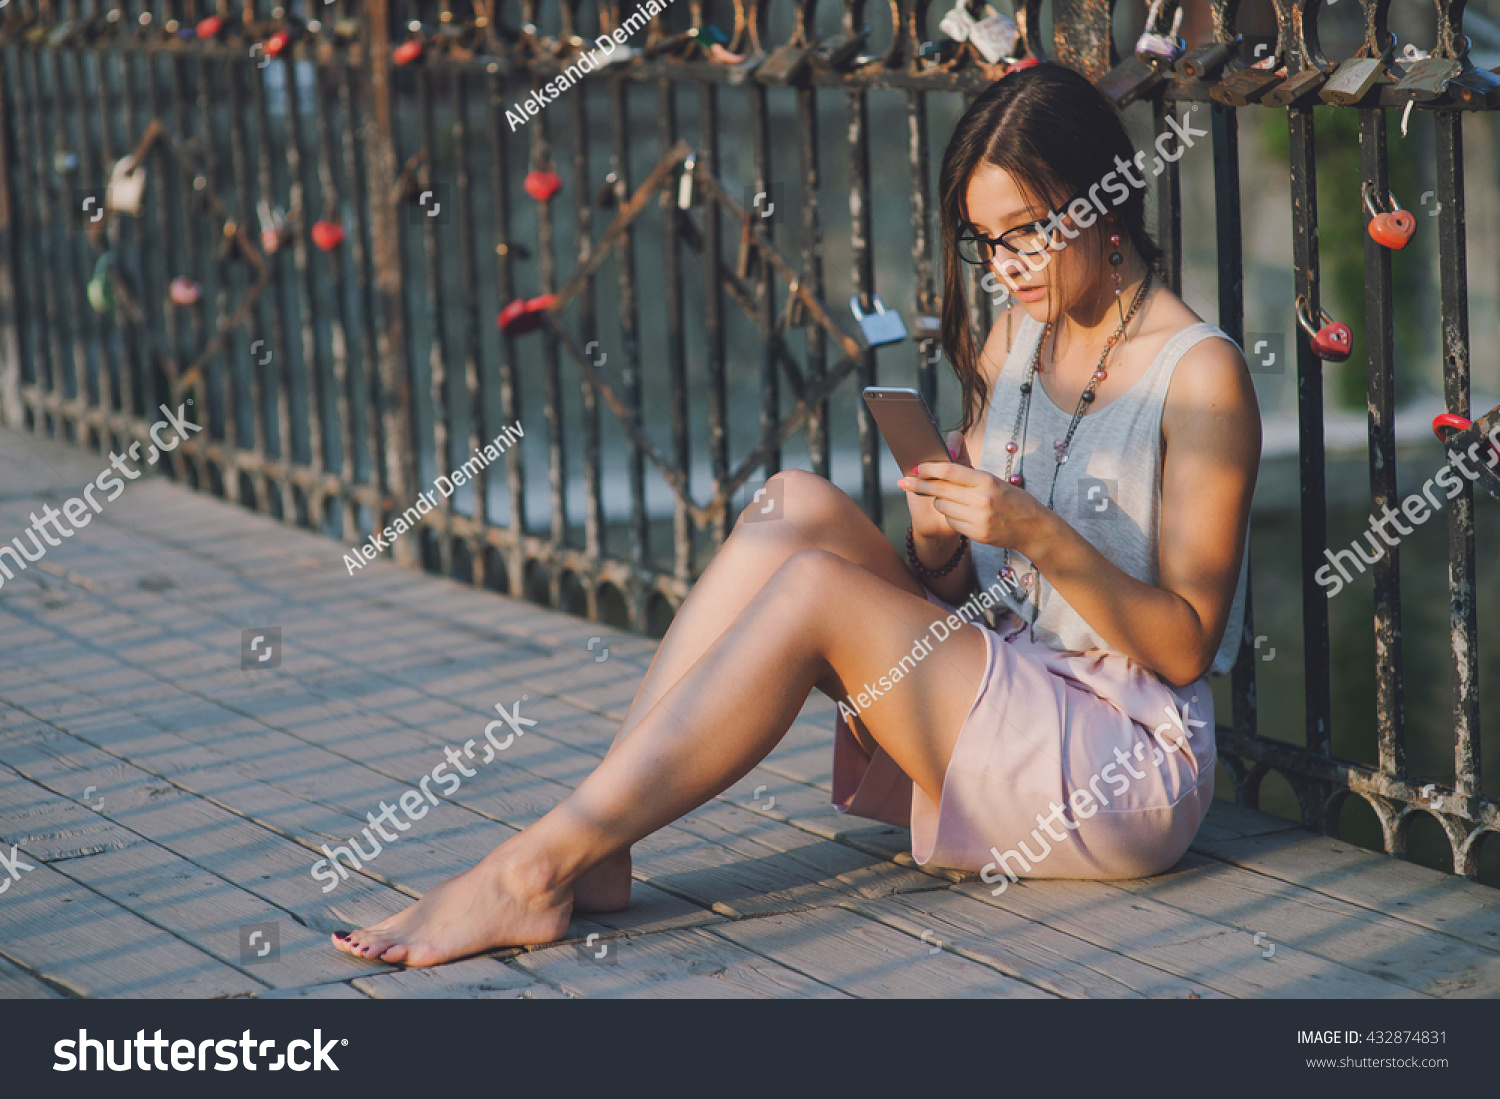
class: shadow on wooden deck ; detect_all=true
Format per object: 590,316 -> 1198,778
1,426 -> 1497,999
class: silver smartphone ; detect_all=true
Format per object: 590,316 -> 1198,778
863,387 -> 950,486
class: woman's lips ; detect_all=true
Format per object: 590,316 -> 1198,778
1011,284 -> 1046,301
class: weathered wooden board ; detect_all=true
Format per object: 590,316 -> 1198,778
351,956 -> 560,999
711,906 -> 1055,998
510,926 -> 848,999
958,878 -> 1423,998
0,831 -> 263,997
1110,852 -> 1500,998
1187,829 -> 1500,955
848,889 -> 1229,998
0,953 -> 65,999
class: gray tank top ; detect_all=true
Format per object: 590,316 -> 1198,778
970,309 -> 1248,677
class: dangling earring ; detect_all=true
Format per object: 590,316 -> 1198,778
1006,297 -> 1015,347
1108,230 -> 1127,340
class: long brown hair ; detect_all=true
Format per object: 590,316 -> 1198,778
938,63 -> 1163,432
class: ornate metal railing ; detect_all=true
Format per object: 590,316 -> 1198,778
0,0 -> 1493,876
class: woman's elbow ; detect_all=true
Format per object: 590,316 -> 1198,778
1157,641 -> 1217,690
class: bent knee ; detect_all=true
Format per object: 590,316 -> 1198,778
736,469 -> 854,534
763,547 -> 861,598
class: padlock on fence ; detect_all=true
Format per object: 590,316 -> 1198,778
1392,44 -> 1463,103
1176,40 -> 1232,80
86,253 -> 115,315
1211,36 -> 1284,106
106,156 -> 146,217
1445,62 -> 1500,108
810,28 -> 870,71
1320,32 -> 1395,106
1433,408 -> 1500,501
757,36 -> 815,84
1363,184 -> 1415,250
498,294 -> 557,337
1296,297 -> 1352,362
1263,59 -> 1335,107
1098,55 -> 1166,108
1098,0 -> 1184,106
1210,63 -> 1285,105
850,294 -> 908,348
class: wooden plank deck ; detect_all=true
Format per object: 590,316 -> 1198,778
2,425 -> 1498,999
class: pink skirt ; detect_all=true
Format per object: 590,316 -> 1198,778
832,592 -> 1216,882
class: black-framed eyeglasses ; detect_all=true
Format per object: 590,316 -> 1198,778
957,194 -> 1086,265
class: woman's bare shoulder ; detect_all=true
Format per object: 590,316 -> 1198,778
1161,320 -> 1261,459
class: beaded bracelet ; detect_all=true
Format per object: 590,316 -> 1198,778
905,525 -> 969,579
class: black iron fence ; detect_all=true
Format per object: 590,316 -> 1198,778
0,0 -> 1494,877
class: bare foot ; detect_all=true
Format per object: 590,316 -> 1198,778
573,849 -> 632,913
331,853 -> 572,967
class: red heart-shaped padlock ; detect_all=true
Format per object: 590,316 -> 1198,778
265,29 -> 291,57
497,294 -> 557,337
197,15 -> 223,39
1369,209 -> 1416,250
394,40 -> 423,65
310,220 -> 345,252
523,170 -> 563,203
1309,320 -> 1352,361
169,277 -> 202,307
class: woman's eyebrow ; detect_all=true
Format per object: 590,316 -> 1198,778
972,205 -> 1045,232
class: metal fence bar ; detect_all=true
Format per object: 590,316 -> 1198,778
248,40 -> 298,520
487,62 -> 526,591
796,74 -> 829,478
697,76 -> 729,546
1434,110 -> 1482,813
282,36 -> 330,527
1358,106 -> 1405,785
1287,102 -> 1333,797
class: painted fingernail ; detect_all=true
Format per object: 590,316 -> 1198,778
948,447 -> 957,458
911,465 -> 920,476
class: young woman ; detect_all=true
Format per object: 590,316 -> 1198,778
332,63 -> 1259,967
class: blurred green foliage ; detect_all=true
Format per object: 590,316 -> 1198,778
1260,106 -> 1427,409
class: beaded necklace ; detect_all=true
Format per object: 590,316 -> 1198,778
995,268 -> 1154,625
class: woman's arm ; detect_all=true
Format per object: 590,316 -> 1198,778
904,336 -> 1260,688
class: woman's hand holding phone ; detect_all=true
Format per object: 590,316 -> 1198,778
902,430 -> 971,544
898,432 -> 1054,558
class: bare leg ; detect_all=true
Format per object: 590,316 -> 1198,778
574,470 -> 923,911
333,549 -> 988,967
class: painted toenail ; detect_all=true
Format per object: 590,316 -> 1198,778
333,931 -> 350,940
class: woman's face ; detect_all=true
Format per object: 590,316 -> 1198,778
963,162 -> 1105,324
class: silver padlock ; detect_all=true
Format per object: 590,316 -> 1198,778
106,156 -> 146,216
850,294 -> 908,348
